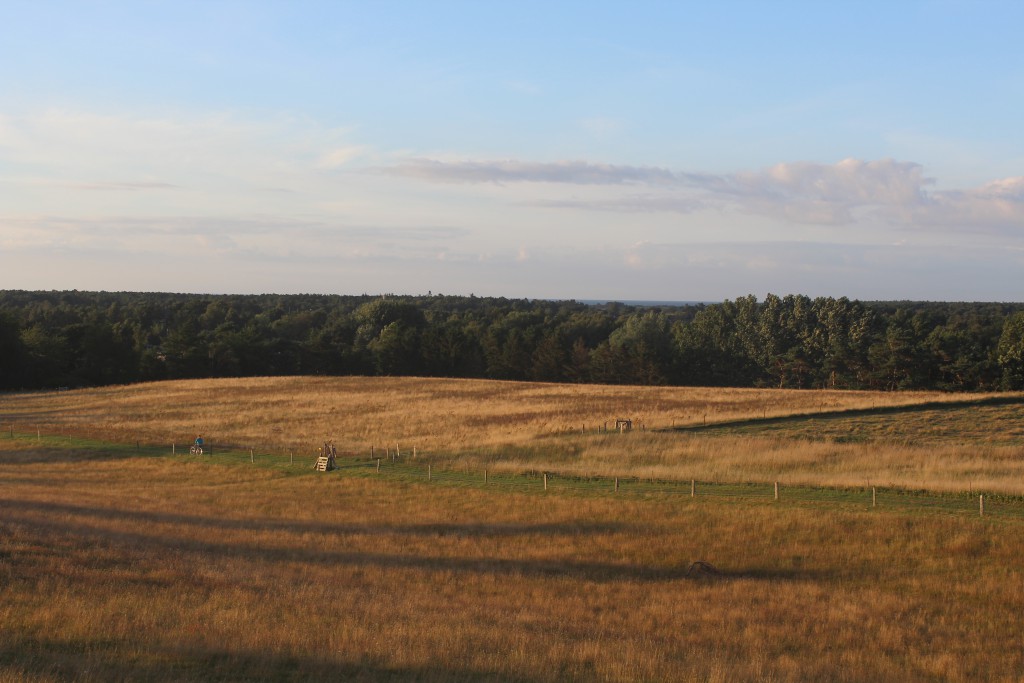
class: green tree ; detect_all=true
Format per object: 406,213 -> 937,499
997,312 -> 1024,389
0,312 -> 27,389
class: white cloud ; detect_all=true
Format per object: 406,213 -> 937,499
317,145 -> 369,169
378,159 -> 678,185
386,155 -> 1024,234
0,109 -> 368,198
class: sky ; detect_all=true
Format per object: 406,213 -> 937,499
1,1 -> 1023,302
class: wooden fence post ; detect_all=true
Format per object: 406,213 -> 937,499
290,451 -> 294,465
544,473 -> 548,491
172,443 -> 175,455
980,494 -> 984,516
774,481 -> 779,501
484,469 -> 488,484
428,464 -> 432,481
691,479 -> 695,498
250,449 -> 254,463
872,487 -> 876,507
614,477 -> 619,493
376,458 -> 381,472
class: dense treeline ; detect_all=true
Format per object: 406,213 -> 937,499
2,290 -> 1024,392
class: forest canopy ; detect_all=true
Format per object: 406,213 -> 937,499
2,290 -> 1023,392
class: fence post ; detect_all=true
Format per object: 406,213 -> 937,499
980,494 -> 984,516
290,451 -> 293,465
376,458 -> 381,472
250,449 -> 254,463
428,464 -> 431,481
691,479 -> 695,498
484,469 -> 488,484
872,487 -> 876,507
614,477 -> 619,493
172,443 -> 175,455
774,481 -> 779,501
544,473 -> 548,491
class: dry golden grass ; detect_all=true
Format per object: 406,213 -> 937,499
1,438 -> 1022,682
2,376 -> 1021,494
469,433 -> 1024,495
0,375 -> 978,454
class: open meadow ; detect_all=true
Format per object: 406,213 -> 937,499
3,378 -> 1024,681
1,377 -> 1022,492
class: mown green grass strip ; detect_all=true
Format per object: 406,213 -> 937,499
7,428 -> 1024,520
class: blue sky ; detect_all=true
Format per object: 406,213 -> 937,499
1,1 -> 1022,301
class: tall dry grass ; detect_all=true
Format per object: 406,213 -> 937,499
2,376 -> 1020,492
0,376 -> 978,455
451,432 -> 1024,495
1,439 -> 1022,682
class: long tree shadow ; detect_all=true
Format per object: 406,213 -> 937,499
0,444 -> 163,464
0,636 -> 540,683
0,499 -> 830,585
661,394 -> 1024,434
0,498 -> 630,539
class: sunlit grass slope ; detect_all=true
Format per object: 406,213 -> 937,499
3,376 -> 1020,492
1,439 -> 1022,682
0,375 -> 971,453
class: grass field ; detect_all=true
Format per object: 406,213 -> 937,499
2,436 -> 1024,682
0,376 -> 981,454
3,377 -> 1021,492
2,377 -> 1024,681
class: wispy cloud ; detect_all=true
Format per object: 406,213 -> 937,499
379,159 -> 679,185
383,156 -> 1024,233
68,181 -> 180,191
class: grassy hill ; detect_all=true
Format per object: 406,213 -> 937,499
1,376 -> 1021,492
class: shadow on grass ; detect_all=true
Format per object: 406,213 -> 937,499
0,497 -> 629,539
0,445 -> 154,464
663,394 -> 1024,435
0,499 -> 831,585
0,637 -> 538,683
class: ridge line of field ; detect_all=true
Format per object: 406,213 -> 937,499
661,393 -> 1024,434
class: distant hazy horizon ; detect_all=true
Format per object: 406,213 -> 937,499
2,2 -> 1023,301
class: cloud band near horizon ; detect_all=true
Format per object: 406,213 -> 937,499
382,157 -> 1024,232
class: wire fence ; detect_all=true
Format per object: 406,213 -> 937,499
5,424 -> 1024,521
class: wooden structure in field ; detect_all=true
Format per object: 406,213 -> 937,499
315,442 -> 337,472
615,418 -> 633,433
